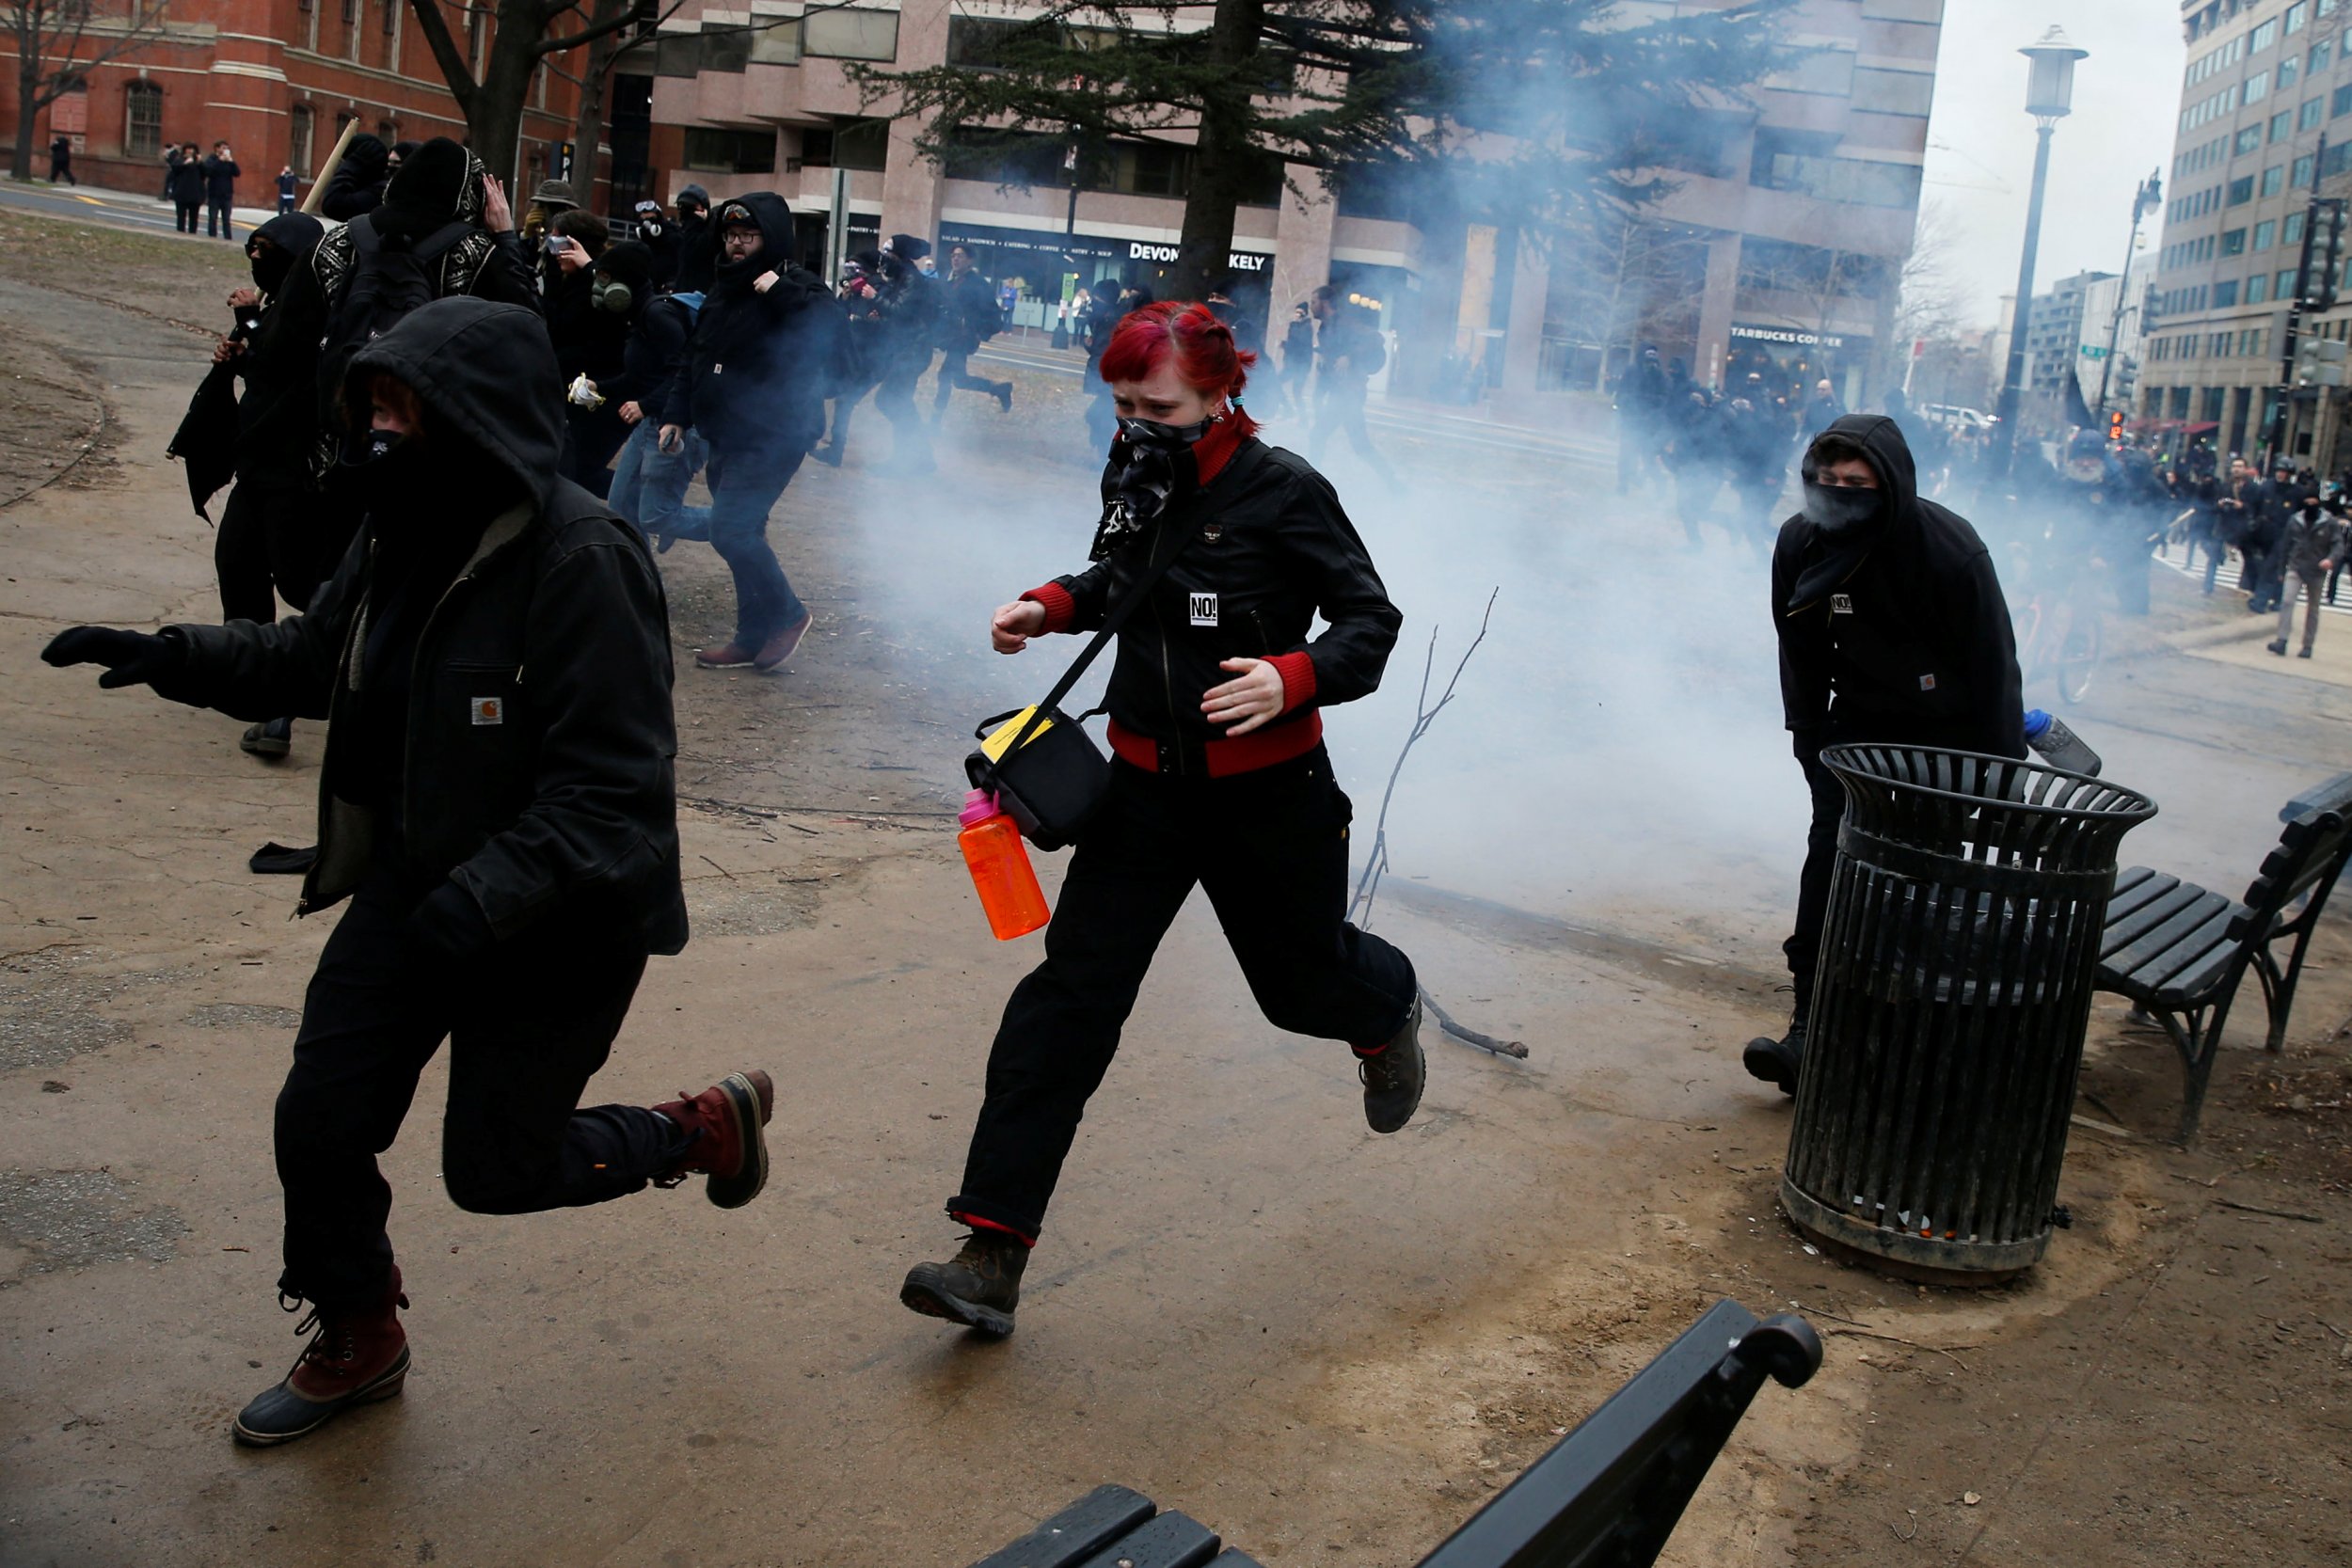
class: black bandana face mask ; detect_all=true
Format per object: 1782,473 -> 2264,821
1802,482 -> 1883,535
1091,415 -> 1221,560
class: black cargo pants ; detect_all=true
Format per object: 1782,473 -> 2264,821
949,748 -> 1418,1243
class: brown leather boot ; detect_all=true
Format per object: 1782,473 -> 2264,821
901,1230 -> 1027,1338
231,1267 -> 409,1447
694,641 -> 759,669
653,1069 -> 774,1208
753,610 -> 815,671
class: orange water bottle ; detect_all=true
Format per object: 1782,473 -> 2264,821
959,789 -> 1050,940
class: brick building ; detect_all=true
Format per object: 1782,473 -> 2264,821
2,0 -> 594,204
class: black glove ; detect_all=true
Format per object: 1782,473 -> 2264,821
405,881 -> 499,968
40,626 -> 183,689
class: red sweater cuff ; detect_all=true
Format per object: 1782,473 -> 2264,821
1022,583 -> 1075,635
1267,650 -> 1318,714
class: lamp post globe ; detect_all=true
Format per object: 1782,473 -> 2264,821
2022,25 -> 2089,121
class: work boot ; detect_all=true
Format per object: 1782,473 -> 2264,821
1356,991 -> 1425,1133
1742,1016 -> 1808,1097
901,1231 -> 1027,1338
694,641 -> 757,670
753,610 -> 815,672
231,1268 -> 409,1447
2298,646 -> 2315,658
652,1069 -> 773,1208
2268,639 -> 2289,657
240,716 -> 292,759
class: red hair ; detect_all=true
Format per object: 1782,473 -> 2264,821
1099,301 -> 1261,433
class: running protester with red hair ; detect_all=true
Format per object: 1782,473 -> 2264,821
901,300 -> 1422,1338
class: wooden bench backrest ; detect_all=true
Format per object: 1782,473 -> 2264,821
2227,806 -> 2352,942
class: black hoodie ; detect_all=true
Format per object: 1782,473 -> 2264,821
661,191 -> 845,455
153,298 -> 689,955
1771,414 -> 2025,759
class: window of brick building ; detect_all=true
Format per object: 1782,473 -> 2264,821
125,81 -> 162,158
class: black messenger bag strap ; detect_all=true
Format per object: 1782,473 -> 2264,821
996,437 -> 1270,755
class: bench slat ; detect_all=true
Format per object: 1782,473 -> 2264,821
2107,893 -> 2230,982
2104,866 -> 2171,922
1073,1512 -> 1221,1568
2099,883 -> 2218,965
2149,907 -> 2259,1005
1208,1554 -> 1269,1567
969,1486 -> 1158,1568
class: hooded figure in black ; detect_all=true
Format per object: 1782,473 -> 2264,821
658,191 -> 845,670
557,239 -> 660,496
186,212 -> 332,764
318,134 -> 390,221
869,233 -> 941,474
40,297 -> 773,1449
1743,414 -> 2025,1094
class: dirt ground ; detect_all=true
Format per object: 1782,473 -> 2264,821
0,209 -> 2347,1568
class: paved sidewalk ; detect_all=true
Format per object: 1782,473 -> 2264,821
0,176 -> 284,242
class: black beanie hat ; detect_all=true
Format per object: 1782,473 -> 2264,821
374,136 -> 470,240
594,239 -> 654,296
888,232 -> 931,261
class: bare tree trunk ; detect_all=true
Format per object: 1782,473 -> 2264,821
1171,0 -> 1262,301
471,17 -> 545,187
566,0 -> 631,198
11,49 -> 40,182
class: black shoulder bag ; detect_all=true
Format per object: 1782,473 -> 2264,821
968,440 -> 1268,850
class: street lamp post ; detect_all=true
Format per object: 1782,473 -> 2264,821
2095,168 -> 2163,424
1993,26 -> 2090,482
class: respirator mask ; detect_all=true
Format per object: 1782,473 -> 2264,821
591,274 -> 633,314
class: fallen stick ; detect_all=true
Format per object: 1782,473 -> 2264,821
2214,1197 -> 2325,1223
1422,988 -> 1529,1059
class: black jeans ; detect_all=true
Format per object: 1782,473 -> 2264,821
949,749 -> 1418,1242
932,349 -> 1009,410
274,870 -> 677,1310
207,198 -> 233,238
175,201 -> 201,233
702,441 -> 807,647
1310,380 -> 1397,488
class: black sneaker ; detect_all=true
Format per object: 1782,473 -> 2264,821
996,384 -> 1014,413
240,717 -> 292,759
1358,992 -> 1425,1133
2268,640 -> 2289,657
901,1232 -> 1027,1338
1742,1017 -> 1807,1097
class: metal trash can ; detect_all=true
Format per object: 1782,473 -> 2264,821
1780,744 -> 2156,1283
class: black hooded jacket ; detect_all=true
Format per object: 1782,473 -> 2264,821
1772,414 -> 2025,759
320,135 -> 389,220
227,212 -> 328,490
148,298 -> 690,955
660,192 -> 843,455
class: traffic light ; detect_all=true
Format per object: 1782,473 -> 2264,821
2312,199 -> 2348,311
2294,329 -> 2347,386
2107,408 -> 2125,441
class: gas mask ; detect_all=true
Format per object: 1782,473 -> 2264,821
591,274 -> 633,314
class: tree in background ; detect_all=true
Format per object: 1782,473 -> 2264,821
853,0 -> 1799,303
8,0 -> 171,183
403,0 -> 653,187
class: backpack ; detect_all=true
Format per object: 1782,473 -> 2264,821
317,214 -> 473,417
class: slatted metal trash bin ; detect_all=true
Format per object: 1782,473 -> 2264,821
1780,745 -> 2156,1282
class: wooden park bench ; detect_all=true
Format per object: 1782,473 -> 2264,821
2094,772 -> 2352,1142
964,1299 -> 1821,1568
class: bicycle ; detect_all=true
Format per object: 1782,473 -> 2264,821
2013,579 -> 2102,705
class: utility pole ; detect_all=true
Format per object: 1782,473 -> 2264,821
2095,169 -> 2162,422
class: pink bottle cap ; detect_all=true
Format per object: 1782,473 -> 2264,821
960,788 -> 1001,828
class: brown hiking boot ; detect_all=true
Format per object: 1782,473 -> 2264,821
694,641 -> 758,669
653,1069 -> 773,1208
901,1231 -> 1027,1338
231,1268 -> 410,1447
753,610 -> 815,672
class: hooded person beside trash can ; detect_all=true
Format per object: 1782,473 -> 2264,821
1744,414 -> 2026,1096
39,296 -> 773,1449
